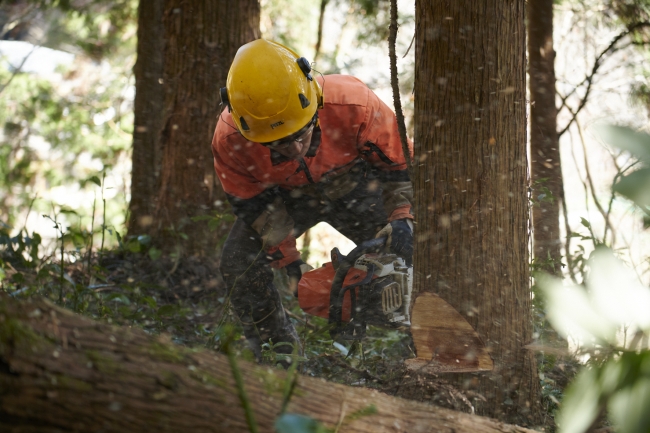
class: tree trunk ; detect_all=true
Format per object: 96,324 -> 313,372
528,0 -> 563,275
152,1 -> 260,255
128,0 -> 164,236
527,0 -> 567,351
0,294 -> 537,433
412,0 -> 541,425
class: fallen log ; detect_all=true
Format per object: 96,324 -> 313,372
0,294 -> 536,433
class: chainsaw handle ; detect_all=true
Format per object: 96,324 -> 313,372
328,237 -> 387,337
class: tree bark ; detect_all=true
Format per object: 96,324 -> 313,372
128,0 -> 164,237
412,0 -> 541,424
152,0 -> 260,255
528,0 -> 563,275
0,294 -> 538,433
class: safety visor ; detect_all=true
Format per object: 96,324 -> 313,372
261,114 -> 318,149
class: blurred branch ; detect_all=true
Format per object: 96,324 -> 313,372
402,33 -> 415,58
576,119 -> 615,245
388,0 -> 412,181
604,149 -> 624,243
560,189 -> 577,283
313,0 -> 330,62
557,21 -> 650,138
0,3 -> 39,37
0,43 -> 38,96
569,129 -> 597,247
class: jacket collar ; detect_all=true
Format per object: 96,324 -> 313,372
269,126 -> 322,166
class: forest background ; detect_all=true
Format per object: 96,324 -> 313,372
1,0 -> 650,432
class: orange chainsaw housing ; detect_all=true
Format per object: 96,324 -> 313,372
297,262 -> 368,322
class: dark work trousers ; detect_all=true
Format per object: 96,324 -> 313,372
220,176 -> 389,362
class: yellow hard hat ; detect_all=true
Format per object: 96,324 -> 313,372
220,39 -> 323,143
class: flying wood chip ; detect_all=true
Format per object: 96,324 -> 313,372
405,292 -> 494,374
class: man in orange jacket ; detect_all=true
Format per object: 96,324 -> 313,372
213,39 -> 413,364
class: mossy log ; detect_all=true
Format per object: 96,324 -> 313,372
0,294 -> 536,433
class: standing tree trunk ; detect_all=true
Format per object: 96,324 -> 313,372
412,0 -> 541,424
528,0 -> 563,275
528,0 -> 567,351
152,1 -> 260,255
128,0 -> 164,236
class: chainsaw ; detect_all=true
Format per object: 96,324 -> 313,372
297,237 -> 495,373
297,237 -> 411,339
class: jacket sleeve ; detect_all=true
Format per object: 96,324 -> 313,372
212,133 -> 300,268
357,88 -> 414,221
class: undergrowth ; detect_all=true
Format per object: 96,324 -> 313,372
0,221 -> 428,404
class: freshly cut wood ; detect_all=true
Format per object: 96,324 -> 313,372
406,292 -> 494,373
0,294 -> 535,433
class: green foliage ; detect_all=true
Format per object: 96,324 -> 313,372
0,225 -> 42,269
221,324 -> 260,433
275,404 -> 378,433
540,247 -> 650,433
599,125 -> 650,227
261,0 -> 320,56
0,53 -> 133,245
1,0 -> 137,251
560,351 -> 650,433
275,414 -> 329,433
6,0 -> 137,59
530,178 -> 557,207
261,339 -> 308,365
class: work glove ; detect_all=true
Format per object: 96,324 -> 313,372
285,259 -> 314,295
375,219 -> 413,266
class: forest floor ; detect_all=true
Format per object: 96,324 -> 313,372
2,248 -> 577,430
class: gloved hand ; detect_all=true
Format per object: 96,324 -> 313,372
285,259 -> 314,295
376,219 -> 413,266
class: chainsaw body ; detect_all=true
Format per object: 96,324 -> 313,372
298,237 -> 413,340
297,237 -> 495,373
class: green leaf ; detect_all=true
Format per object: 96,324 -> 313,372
274,413 -> 329,433
613,168 -> 650,209
539,273 -> 618,344
580,217 -> 591,229
148,247 -> 162,260
598,125 -> 650,163
208,218 -> 221,231
105,293 -> 131,305
126,239 -> 140,253
59,207 -> 78,215
11,272 -> 25,284
140,296 -> 157,309
137,234 -> 151,245
157,305 -> 176,317
346,404 -> 378,423
607,352 -> 650,433
558,365 -> 603,433
88,175 -> 101,187
191,215 -> 213,222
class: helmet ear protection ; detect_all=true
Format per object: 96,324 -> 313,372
219,56 -> 320,116
296,57 -> 313,81
220,87 -> 230,112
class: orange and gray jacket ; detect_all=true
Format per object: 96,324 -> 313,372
212,74 -> 413,268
